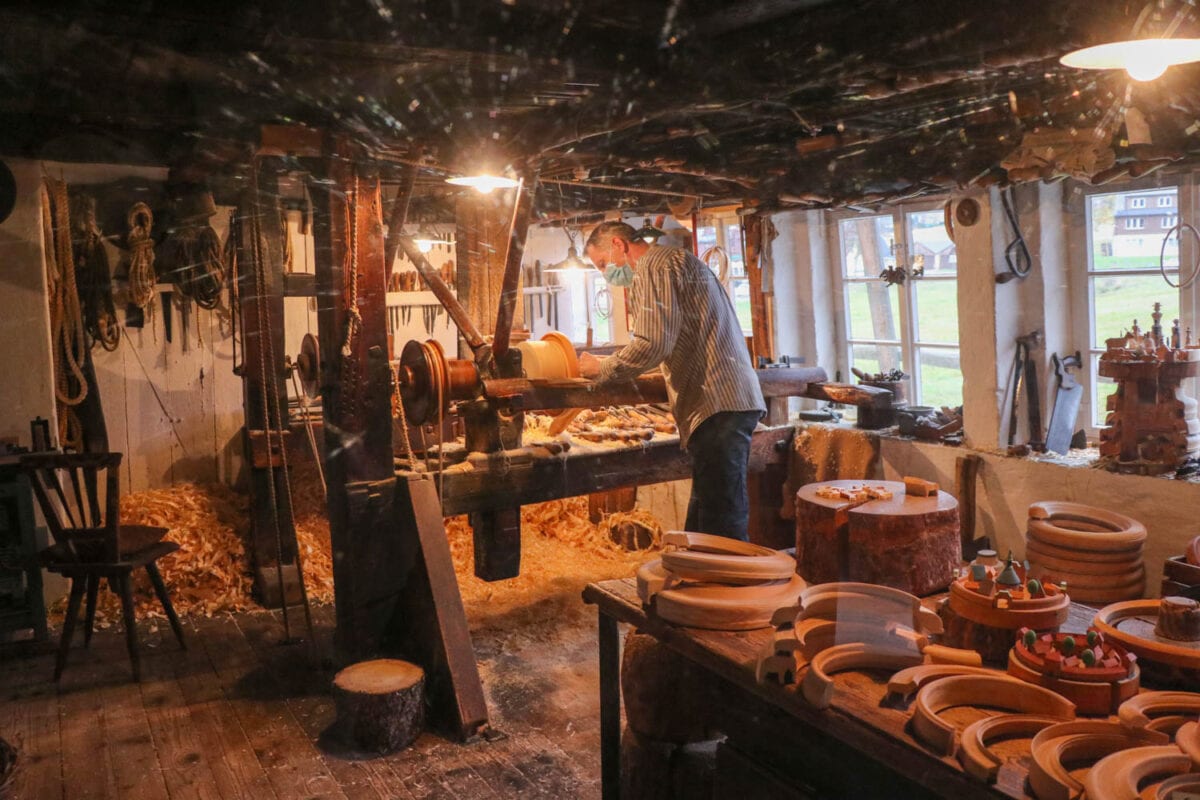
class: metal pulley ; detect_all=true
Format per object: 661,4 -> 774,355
296,333 -> 322,398
396,339 -> 483,425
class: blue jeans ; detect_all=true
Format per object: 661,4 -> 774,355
684,410 -> 760,541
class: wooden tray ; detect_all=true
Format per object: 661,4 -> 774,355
1093,600 -> 1200,689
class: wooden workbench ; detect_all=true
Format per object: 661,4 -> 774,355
582,578 -> 1099,800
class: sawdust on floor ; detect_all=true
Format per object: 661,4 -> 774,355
53,461 -> 659,632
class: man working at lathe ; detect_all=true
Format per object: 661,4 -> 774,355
577,221 -> 765,542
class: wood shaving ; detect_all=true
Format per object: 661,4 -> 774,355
50,462 -> 664,636
814,484 -> 893,502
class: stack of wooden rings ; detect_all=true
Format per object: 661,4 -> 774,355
1025,502 -> 1147,605
637,532 -> 805,630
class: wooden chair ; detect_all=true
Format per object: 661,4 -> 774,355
19,452 -> 185,681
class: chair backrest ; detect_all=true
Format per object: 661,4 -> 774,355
19,452 -> 123,563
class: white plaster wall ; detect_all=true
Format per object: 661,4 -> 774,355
952,192 -> 1001,450
0,159 -> 56,448
879,437 -> 1192,597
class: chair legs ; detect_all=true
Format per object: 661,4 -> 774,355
145,562 -> 186,651
55,577 -> 86,682
115,573 -> 141,682
82,574 -> 100,649
55,560 -> 180,683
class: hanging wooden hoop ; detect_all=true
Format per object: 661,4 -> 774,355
701,245 -> 729,286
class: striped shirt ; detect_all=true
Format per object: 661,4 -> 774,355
598,244 -> 765,446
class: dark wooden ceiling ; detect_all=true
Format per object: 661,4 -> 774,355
3,0 -> 1199,214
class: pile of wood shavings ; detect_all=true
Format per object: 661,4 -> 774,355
52,468 -> 336,628
446,497 -> 662,630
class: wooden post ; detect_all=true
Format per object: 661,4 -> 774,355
742,213 -> 776,364
309,137 -> 489,739
238,158 -> 299,603
309,139 -> 400,652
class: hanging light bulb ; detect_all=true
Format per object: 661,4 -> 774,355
1061,37 -> 1200,82
543,228 -> 595,273
445,174 -> 521,194
411,225 -> 453,254
634,216 -> 667,243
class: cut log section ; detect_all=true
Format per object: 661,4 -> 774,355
1155,596 -> 1200,641
332,659 -> 426,754
622,630 -> 715,743
796,480 -> 959,595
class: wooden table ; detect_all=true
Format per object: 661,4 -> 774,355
582,578 -> 1099,800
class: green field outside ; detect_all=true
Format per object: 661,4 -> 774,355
846,279 -> 962,407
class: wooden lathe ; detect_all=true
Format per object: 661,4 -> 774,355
241,130 -> 892,741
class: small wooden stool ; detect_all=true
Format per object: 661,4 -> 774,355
333,659 -> 426,753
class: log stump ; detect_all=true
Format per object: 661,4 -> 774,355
622,630 -> 715,743
796,480 -> 959,595
332,659 -> 426,754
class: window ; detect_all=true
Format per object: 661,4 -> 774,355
1084,186 -> 1182,427
1159,195 -> 1175,207
696,213 -> 753,335
832,205 -> 962,408
1125,217 -> 1145,230
1165,215 -> 1179,229
1129,197 -> 1147,209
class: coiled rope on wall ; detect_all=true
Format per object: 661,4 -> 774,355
42,177 -> 88,449
126,201 -> 157,310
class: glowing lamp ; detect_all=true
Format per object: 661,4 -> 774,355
1061,38 -> 1200,82
445,174 -> 521,194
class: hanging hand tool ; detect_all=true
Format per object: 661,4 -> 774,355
161,290 -> 173,343
1007,330 -> 1042,446
1045,351 -> 1083,455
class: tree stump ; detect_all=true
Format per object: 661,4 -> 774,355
622,630 -> 715,743
332,659 -> 426,754
796,480 -> 959,595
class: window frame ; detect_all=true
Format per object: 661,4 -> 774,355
695,209 -> 754,336
1066,173 -> 1198,433
827,198 -> 962,407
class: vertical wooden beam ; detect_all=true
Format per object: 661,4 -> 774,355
492,177 -> 535,358
238,160 -> 298,601
383,165 -> 417,285
743,213 -> 776,363
309,140 -> 397,653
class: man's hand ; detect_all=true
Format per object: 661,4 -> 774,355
578,351 -> 603,379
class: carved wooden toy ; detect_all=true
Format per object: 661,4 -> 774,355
1007,627 -> 1139,715
941,552 -> 1070,663
795,480 -> 959,595
1097,306 -> 1200,475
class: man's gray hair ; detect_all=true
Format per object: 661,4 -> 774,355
585,221 -> 638,250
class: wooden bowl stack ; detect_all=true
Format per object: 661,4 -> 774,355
1025,502 -> 1147,605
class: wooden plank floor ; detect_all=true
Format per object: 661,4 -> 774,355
0,602 -> 608,799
